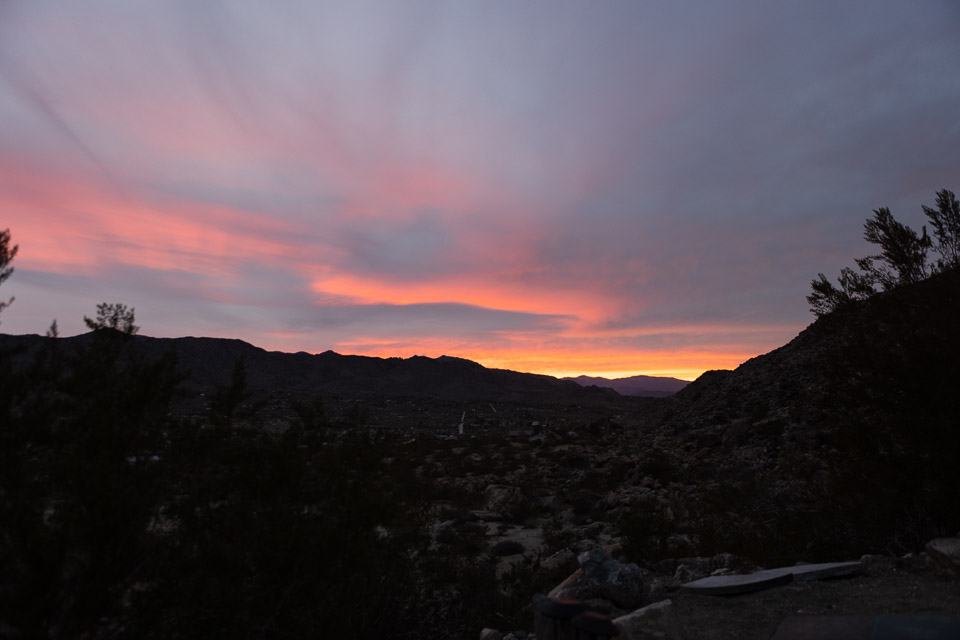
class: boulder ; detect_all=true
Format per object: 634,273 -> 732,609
541,548 -> 577,573
552,548 -> 644,609
859,554 -> 897,576
613,599 -> 680,640
548,569 -> 583,599
479,628 -> 503,640
645,576 -> 680,601
926,538 -> 960,578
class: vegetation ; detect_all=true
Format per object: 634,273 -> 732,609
208,355 -> 262,427
808,188 -> 960,316
83,302 -> 139,335
0,230 -> 556,638
0,228 -> 16,320
2,330 -> 436,635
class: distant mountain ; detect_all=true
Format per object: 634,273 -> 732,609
564,374 -> 689,397
0,333 -> 630,409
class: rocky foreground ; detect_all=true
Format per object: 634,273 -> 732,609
399,423 -> 960,639
406,269 -> 960,638
474,544 -> 960,640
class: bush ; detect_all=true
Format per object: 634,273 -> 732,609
491,539 -> 525,556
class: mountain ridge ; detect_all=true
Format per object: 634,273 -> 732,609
0,332 -> 632,408
565,374 -> 689,397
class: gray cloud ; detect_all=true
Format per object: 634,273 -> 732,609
3,1 -> 959,374
291,302 -> 571,337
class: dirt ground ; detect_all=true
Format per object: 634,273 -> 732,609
668,557 -> 960,640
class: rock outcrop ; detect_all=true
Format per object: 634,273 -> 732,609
926,537 -> 960,578
549,548 -> 645,610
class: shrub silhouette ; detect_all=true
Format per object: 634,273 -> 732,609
808,188 -> 959,316
84,302 -> 138,335
0,228 -> 15,320
4,299 -> 532,637
0,305 -> 182,637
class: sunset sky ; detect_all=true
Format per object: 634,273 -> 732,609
1,2 -> 958,380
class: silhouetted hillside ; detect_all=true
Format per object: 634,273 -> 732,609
640,267 -> 960,557
0,333 -> 626,409
565,374 -> 689,397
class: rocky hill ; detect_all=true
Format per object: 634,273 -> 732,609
629,267 -> 960,559
416,269 -> 960,638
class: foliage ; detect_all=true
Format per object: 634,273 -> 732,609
860,207 -> 931,288
84,302 -> 139,335
0,313 -> 183,638
808,189 -> 958,316
4,297 -> 530,637
0,228 -> 17,320
138,426 -> 429,638
0,324 -> 446,637
923,188 -> 960,271
291,392 -> 329,433
208,355 -> 263,427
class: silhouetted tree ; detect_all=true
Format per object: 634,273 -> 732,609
807,189 -> 959,317
807,264 -> 878,317
860,206 -> 931,289
209,355 -> 258,427
84,302 -> 138,335
923,188 -> 960,272
1,305 -> 183,637
0,228 -> 17,320
807,274 -> 849,318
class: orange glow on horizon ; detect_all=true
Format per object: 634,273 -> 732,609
334,346 -> 748,382
304,334 -> 760,382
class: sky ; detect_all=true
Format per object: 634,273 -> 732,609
1,1 -> 958,380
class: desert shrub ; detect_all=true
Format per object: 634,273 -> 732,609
417,553 -> 500,634
0,317 -> 446,638
569,488 -> 602,516
492,539 -> 525,556
436,520 -> 488,555
636,447 -> 677,482
138,427 -> 429,639
0,322 -> 184,638
618,496 -> 677,563
427,476 -> 483,512
564,450 -> 591,469
426,551 -> 568,634
289,391 -> 328,437
577,468 -> 612,492
507,495 -> 541,524
541,517 -> 576,554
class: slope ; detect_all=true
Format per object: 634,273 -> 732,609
635,267 -> 960,559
